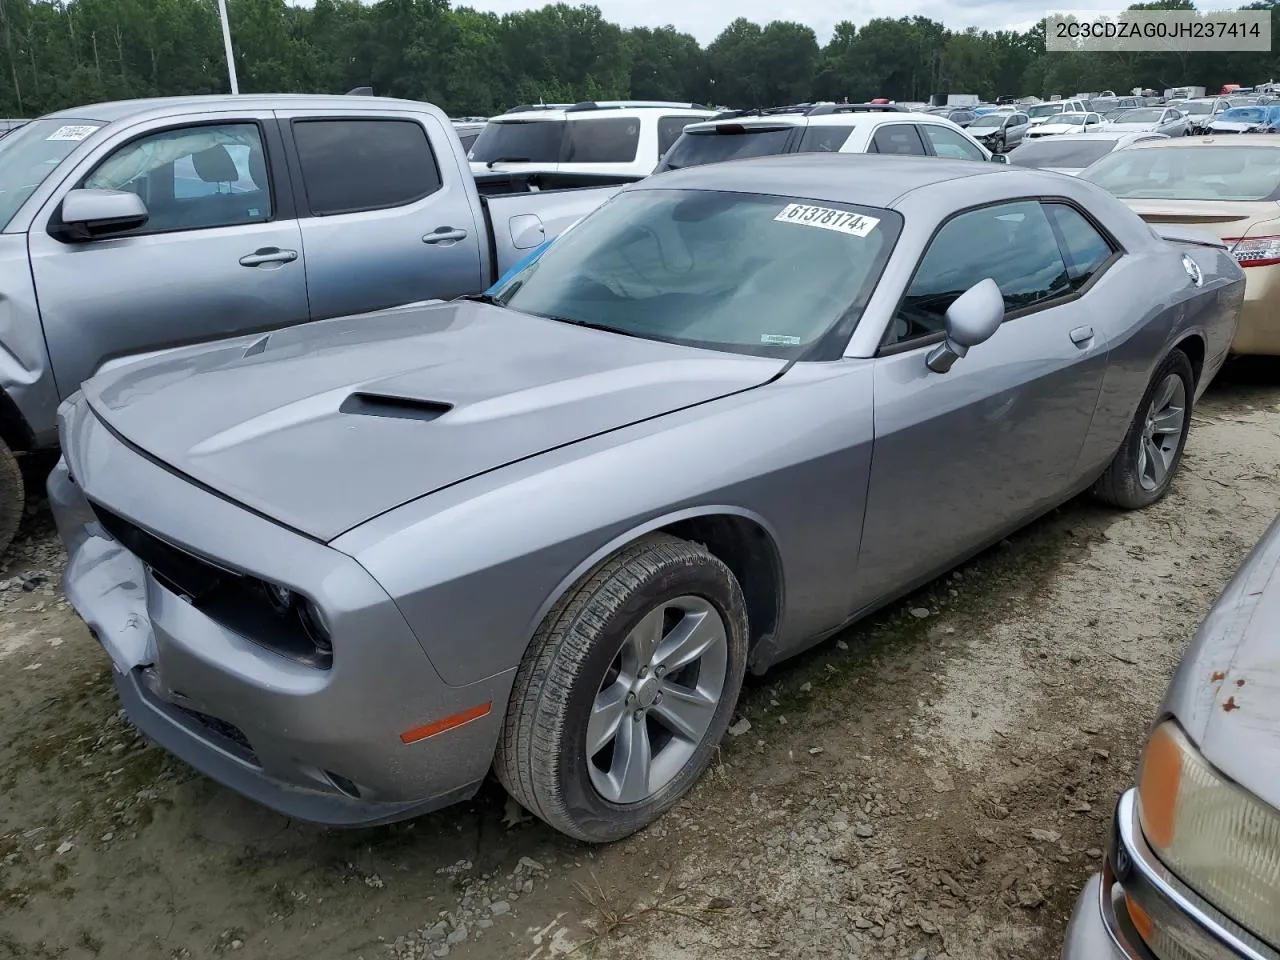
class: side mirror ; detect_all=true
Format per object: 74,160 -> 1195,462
989,152 -> 1009,164
926,278 -> 1005,373
52,189 -> 149,242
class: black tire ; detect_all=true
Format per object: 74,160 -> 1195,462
494,533 -> 749,843
0,440 -> 23,557
995,134 -> 1005,154
1091,349 -> 1194,509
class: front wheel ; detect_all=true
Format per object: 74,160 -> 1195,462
0,440 -> 24,557
494,533 -> 749,843
1091,349 -> 1194,509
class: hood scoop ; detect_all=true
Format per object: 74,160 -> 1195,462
338,392 -> 452,422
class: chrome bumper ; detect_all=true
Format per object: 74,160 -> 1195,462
1095,789 -> 1278,960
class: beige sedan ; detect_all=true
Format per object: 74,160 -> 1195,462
1081,135 -> 1280,354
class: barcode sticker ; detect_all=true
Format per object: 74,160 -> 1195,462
46,124 -> 99,142
773,203 -> 879,237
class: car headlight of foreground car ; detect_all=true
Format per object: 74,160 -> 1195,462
1135,720 -> 1280,946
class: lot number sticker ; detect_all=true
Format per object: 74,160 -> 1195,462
774,203 -> 879,237
46,124 -> 99,142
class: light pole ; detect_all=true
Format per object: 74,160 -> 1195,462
216,0 -> 240,94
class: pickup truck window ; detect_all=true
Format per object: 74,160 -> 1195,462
83,122 -> 271,235
563,118 -> 641,163
492,188 -> 901,359
0,118 -> 103,229
292,118 -> 441,216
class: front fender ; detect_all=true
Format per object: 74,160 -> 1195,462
333,361 -> 875,687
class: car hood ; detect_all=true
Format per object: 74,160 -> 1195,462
80,300 -> 786,542
1207,121 -> 1258,132
1041,166 -> 1083,176
1162,515 -> 1280,804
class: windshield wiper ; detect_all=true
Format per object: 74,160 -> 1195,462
460,292 -> 500,305
541,314 -> 643,338
486,156 -> 532,168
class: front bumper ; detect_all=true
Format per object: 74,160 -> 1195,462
1061,789 -> 1278,960
1230,263 -> 1280,355
48,397 -> 513,826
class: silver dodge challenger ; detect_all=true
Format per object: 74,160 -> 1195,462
49,154 -> 1244,842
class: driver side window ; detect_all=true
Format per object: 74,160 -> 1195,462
884,201 -> 1072,347
82,122 -> 272,236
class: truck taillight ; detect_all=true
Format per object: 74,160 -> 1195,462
1225,236 -> 1280,267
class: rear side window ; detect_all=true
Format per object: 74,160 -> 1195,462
920,124 -> 985,161
658,116 -> 696,156
870,124 -> 927,156
1045,203 -> 1115,288
292,119 -> 441,216
798,125 -> 855,153
563,117 -> 641,163
469,120 -> 564,164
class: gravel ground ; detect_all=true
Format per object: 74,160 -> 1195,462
1,364 -> 1278,960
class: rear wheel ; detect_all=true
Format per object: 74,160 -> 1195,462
494,533 -> 749,843
1091,350 -> 1193,509
0,440 -> 24,557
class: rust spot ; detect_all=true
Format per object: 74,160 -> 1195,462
1223,696 -> 1240,713
1211,671 -> 1226,682
1236,679 -> 1246,687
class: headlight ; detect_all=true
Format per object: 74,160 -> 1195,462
1136,720 -> 1280,944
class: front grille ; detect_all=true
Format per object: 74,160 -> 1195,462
89,501 -> 237,601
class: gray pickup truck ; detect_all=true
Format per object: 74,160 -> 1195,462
0,94 -> 629,552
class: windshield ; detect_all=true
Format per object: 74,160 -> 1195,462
491,188 -> 901,357
1082,145 -> 1280,200
1219,107 -> 1267,123
1028,104 -> 1065,118
1113,108 -> 1163,123
1057,114 -> 1091,126
969,115 -> 1004,128
656,127 -> 795,172
468,119 -> 564,164
1007,138 -> 1117,169
1182,101 -> 1214,115
0,118 -> 103,229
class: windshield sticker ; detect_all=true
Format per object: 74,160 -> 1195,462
774,203 -> 880,237
761,334 -> 802,345
46,124 -> 99,142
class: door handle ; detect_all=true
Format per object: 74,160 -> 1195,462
423,228 -> 468,244
1069,325 -> 1095,346
239,247 -> 298,267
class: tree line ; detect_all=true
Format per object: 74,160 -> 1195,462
1,0 -> 1278,120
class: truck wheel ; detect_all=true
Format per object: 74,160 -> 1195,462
1091,350 -> 1193,510
494,533 -> 748,843
0,441 -> 23,557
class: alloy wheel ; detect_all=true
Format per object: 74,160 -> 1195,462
1137,373 -> 1187,491
586,596 -> 729,805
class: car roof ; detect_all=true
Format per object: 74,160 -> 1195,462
490,103 -> 715,122
1126,134 -> 1280,150
683,110 -> 968,132
636,152 -> 1025,208
41,93 -> 438,124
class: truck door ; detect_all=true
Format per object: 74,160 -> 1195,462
27,111 -> 310,398
274,108 -> 485,320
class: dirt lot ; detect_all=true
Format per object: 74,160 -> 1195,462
2,364 -> 1279,960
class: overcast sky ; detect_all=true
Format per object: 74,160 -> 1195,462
457,0 -> 1121,45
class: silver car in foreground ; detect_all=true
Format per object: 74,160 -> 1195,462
50,155 -> 1243,842
1062,514 -> 1280,959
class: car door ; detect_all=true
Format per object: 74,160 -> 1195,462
276,108 -> 485,321
1084,112 -> 1103,131
27,111 -> 309,398
1008,113 -> 1029,145
852,199 -> 1111,609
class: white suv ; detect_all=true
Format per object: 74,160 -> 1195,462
655,103 -> 1000,173
468,101 -> 719,178
1024,99 -> 1092,127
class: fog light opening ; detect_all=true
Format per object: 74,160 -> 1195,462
325,771 -> 361,799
